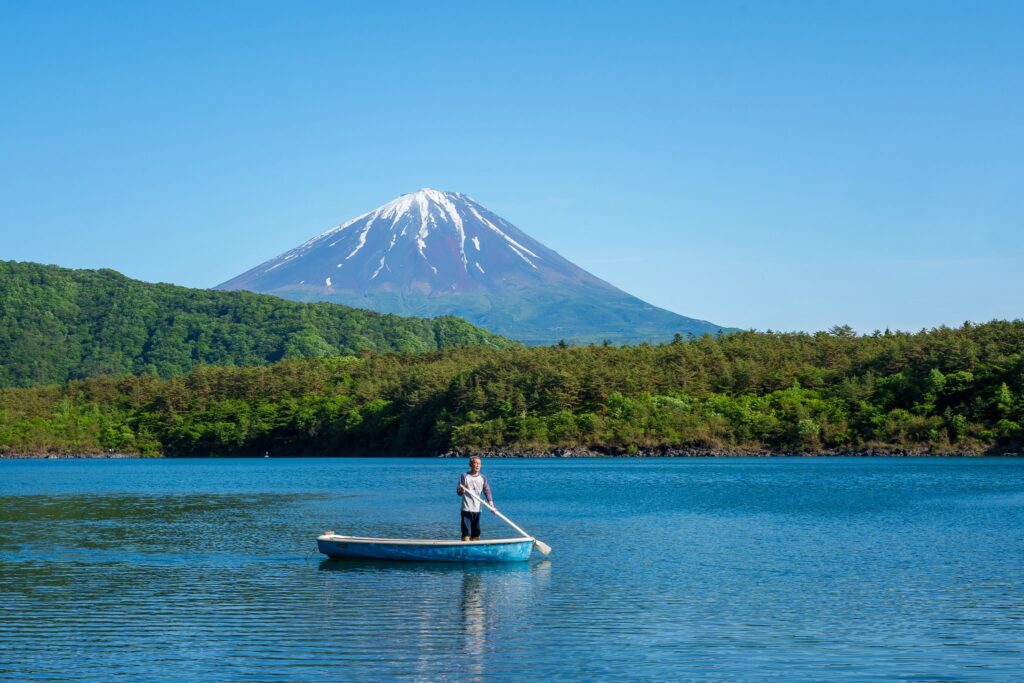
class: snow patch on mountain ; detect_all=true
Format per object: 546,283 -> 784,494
466,205 -> 539,260
371,257 -> 386,280
346,218 -> 374,260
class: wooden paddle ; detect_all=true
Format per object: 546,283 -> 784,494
462,487 -> 552,556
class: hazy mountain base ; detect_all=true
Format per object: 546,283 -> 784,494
1,321 -> 1022,457
279,283 -> 728,346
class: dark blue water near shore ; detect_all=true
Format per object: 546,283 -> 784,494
2,457 -> 1023,681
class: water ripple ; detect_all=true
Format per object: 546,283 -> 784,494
1,457 -> 1023,680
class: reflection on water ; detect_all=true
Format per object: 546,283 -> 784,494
316,558 -> 549,681
462,570 -> 485,675
1,457 -> 1023,681
457,560 -> 552,679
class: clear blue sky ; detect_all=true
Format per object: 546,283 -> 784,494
3,1 -> 1021,333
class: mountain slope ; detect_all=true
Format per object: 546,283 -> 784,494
217,189 -> 728,344
0,261 -> 515,388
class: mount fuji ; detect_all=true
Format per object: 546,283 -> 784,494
216,189 -> 728,344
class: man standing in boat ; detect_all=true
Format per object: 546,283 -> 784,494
457,456 -> 494,542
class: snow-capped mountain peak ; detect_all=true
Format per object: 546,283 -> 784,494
217,189 -> 728,344
236,189 -> 557,291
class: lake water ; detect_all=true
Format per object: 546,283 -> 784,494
2,457 -> 1023,681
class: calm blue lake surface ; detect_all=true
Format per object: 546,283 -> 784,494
2,457 -> 1023,681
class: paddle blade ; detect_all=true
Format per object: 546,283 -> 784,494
533,539 -> 552,556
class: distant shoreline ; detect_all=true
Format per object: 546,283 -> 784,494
0,452 -> 145,460
3,447 -> 1021,459
439,447 -> 1023,458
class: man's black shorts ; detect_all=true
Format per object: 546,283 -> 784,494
461,511 -> 481,538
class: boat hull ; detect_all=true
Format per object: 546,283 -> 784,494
317,535 -> 534,562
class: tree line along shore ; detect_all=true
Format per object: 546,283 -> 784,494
1,320 -> 1022,457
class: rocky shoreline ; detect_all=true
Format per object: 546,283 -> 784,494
3,447 -> 1020,459
439,446 -> 1023,458
0,451 -> 143,459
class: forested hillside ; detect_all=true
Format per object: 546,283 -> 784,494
0,261 -> 515,387
2,321 -> 1022,456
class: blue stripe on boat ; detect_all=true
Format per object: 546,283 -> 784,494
316,535 -> 534,562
